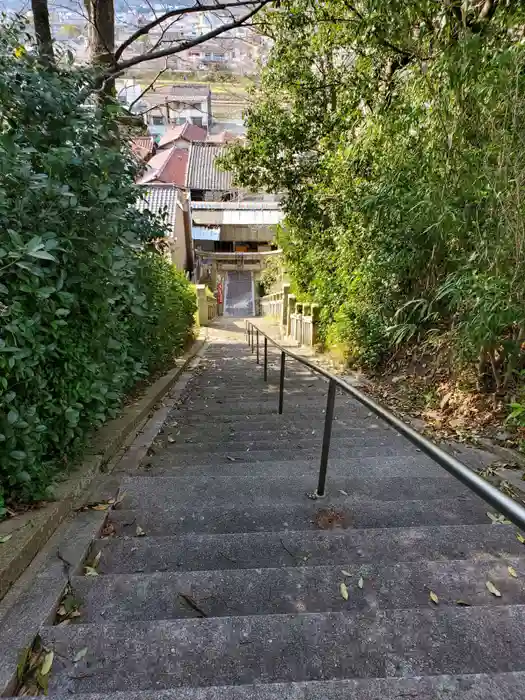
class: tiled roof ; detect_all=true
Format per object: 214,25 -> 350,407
135,185 -> 179,232
138,147 -> 189,188
206,131 -> 239,144
131,136 -> 155,161
186,142 -> 233,191
158,123 -> 208,149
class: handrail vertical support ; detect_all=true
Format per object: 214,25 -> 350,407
251,325 -> 254,353
263,337 -> 268,382
310,378 -> 336,498
256,329 -> 260,364
278,351 -> 285,414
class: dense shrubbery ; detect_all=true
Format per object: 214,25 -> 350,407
227,1 -> 525,393
0,25 -> 195,512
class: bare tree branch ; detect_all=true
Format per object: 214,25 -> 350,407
114,0 -> 268,61
127,61 -> 169,111
111,0 -> 271,74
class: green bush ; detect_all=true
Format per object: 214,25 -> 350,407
0,24 -> 195,513
226,1 -> 525,390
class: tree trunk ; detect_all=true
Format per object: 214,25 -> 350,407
31,0 -> 54,67
85,0 -> 116,98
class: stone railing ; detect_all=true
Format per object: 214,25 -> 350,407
260,292 -> 284,320
260,285 -> 320,348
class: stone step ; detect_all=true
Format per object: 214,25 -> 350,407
152,433 -> 407,455
108,496 -> 490,536
158,423 -> 386,441
41,606 -> 525,694
72,556 -> 525,623
94,524 -> 521,575
141,455 -> 443,479
118,474 -> 469,510
10,673 -> 525,700
146,445 -> 424,467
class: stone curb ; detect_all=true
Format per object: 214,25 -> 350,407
0,334 -> 206,602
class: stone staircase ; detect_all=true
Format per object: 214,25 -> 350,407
37,331 -> 525,698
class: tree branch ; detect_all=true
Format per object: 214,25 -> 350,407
127,61 -> 169,112
111,0 -> 271,74
114,0 -> 268,61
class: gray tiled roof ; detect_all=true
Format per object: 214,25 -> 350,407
186,142 -> 233,191
135,184 -> 179,232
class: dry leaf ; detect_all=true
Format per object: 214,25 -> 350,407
508,566 -> 518,578
226,456 -> 236,462
136,525 -> 146,537
69,610 -> 81,618
92,551 -> 101,567
429,591 -> 439,605
486,581 -> 501,597
358,577 -> 364,589
339,490 -> 348,496
487,512 -> 511,525
84,566 -> 99,577
91,504 -> 109,511
455,600 -> 471,607
57,606 -> 66,617
0,534 -> 13,543
40,651 -> 53,676
73,648 -> 88,663
167,436 -> 175,443
341,570 -> 351,577
517,533 -> 525,544
340,582 -> 349,601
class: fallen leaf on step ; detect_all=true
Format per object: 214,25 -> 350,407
358,577 -> 364,589
136,525 -> 146,537
84,566 -> 99,577
341,570 -> 351,577
340,582 -> 349,601
487,512 -> 511,524
226,456 -> 236,462
73,648 -> 88,663
40,651 -> 54,676
57,606 -> 66,617
508,566 -> 518,578
517,533 -> 525,544
91,504 -> 110,511
339,490 -> 348,496
0,534 -> 13,543
69,610 -> 81,618
429,591 -> 439,605
167,436 -> 175,443
92,551 -> 101,567
486,581 -> 501,597
455,600 -> 471,606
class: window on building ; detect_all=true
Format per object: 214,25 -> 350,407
192,117 -> 203,127
152,115 -> 165,126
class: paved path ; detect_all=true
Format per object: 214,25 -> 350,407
32,320 -> 525,698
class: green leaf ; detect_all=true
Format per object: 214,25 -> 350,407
28,250 -> 57,262
9,450 -> 27,461
7,409 -> 19,424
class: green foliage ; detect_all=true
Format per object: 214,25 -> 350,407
259,255 -> 283,296
225,0 -> 525,390
0,22 -> 195,510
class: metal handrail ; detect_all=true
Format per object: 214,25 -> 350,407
245,320 -> 525,531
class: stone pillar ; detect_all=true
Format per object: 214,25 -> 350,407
281,283 -> 290,329
311,304 -> 320,345
196,285 -> 208,326
287,294 -> 296,337
211,259 -> 218,290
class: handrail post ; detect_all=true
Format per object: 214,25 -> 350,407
278,351 -> 285,414
264,337 -> 268,382
251,325 -> 254,353
311,378 -> 336,498
256,329 -> 260,364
